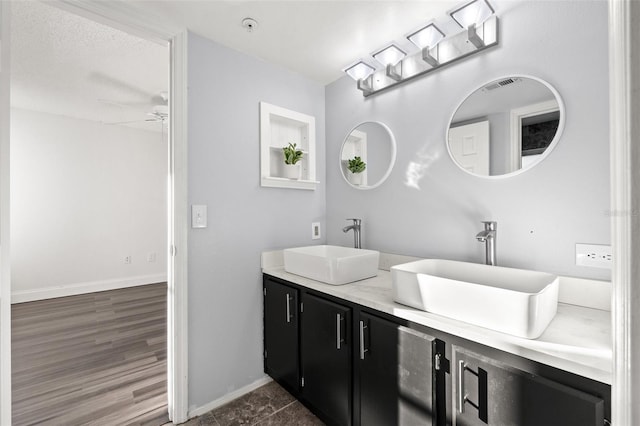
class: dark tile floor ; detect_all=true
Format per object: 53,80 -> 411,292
180,381 -> 324,425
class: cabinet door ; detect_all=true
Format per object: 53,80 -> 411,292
263,278 -> 299,392
358,312 -> 437,426
452,346 -> 605,426
301,293 -> 351,426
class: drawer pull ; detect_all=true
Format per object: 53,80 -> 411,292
458,360 -> 488,423
285,294 -> 291,323
359,320 -> 369,360
336,313 -> 344,349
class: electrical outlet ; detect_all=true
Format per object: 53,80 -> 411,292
124,255 -> 132,264
311,222 -> 321,240
147,252 -> 156,263
576,243 -> 612,269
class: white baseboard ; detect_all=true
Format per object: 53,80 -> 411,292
188,376 -> 273,419
11,273 -> 167,304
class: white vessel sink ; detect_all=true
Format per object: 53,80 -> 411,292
283,245 -> 379,285
391,259 -> 559,339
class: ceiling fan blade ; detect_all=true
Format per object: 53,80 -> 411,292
150,93 -> 168,105
101,119 -> 147,125
97,99 -> 151,108
89,72 -> 155,100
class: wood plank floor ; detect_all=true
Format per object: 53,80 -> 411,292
12,283 -> 169,426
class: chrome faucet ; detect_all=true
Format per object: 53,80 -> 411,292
476,221 -> 497,265
343,218 -> 362,249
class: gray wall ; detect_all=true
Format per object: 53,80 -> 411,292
188,32 -> 325,409
325,0 -> 610,281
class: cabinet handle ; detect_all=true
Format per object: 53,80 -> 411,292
359,320 -> 368,360
458,360 -> 488,423
458,360 -> 466,414
286,294 -> 291,323
336,313 -> 343,349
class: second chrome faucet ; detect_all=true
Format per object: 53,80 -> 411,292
343,218 -> 361,249
476,221 -> 497,265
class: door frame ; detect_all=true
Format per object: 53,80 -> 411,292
0,1 -> 190,423
0,2 -> 12,425
609,1 -> 638,424
508,99 -> 560,172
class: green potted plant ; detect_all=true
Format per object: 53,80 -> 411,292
282,142 -> 303,179
347,156 -> 366,185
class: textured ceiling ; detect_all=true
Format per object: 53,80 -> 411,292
10,0 -> 467,129
127,0 -> 462,84
10,1 -> 168,132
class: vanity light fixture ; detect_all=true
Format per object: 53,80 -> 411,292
343,0 -> 498,97
407,24 -> 445,67
450,0 -> 495,48
407,23 -> 445,49
343,61 -> 376,95
372,44 -> 406,81
344,61 -> 376,81
450,0 -> 494,28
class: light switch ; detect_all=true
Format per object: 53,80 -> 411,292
191,205 -> 207,228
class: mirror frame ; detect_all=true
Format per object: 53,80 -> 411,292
339,121 -> 397,190
446,74 -> 566,179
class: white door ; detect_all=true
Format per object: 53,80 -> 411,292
448,121 -> 490,175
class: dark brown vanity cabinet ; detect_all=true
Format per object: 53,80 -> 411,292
452,345 -> 606,426
263,278 -> 299,393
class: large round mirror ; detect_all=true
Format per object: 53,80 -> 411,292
340,122 -> 396,189
447,76 -> 564,177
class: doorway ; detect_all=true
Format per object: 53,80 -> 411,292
9,2 -> 168,423
0,1 -> 189,423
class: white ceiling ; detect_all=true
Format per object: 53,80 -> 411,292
129,0 -> 462,84
10,0 -> 466,129
453,77 -> 558,122
10,1 -> 169,132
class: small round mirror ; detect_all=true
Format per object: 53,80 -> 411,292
340,122 -> 397,189
447,75 -> 564,177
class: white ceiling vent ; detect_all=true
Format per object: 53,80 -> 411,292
482,77 -> 522,92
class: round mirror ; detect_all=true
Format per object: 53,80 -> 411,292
340,121 -> 397,189
447,75 -> 564,177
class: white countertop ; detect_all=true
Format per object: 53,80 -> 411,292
263,266 -> 612,385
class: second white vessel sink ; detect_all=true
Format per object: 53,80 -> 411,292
391,259 -> 559,339
284,245 -> 379,285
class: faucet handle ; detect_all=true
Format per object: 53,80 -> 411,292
346,218 -> 361,225
481,221 -> 497,230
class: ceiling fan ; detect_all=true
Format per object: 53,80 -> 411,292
90,71 -> 168,126
98,90 -> 168,108
100,95 -> 168,126
101,106 -> 167,125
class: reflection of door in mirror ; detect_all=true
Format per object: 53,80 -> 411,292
341,129 -> 368,186
448,121 -> 490,175
509,100 -> 560,172
447,76 -> 564,178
